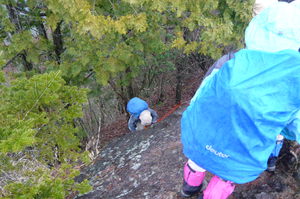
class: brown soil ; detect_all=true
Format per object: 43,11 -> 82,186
99,66 -> 206,148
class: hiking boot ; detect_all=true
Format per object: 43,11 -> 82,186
267,156 -> 278,172
180,180 -> 207,198
180,162 -> 206,197
197,193 -> 204,199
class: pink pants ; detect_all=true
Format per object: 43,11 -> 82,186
184,160 -> 235,199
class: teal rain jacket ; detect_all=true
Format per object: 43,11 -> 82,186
181,49 -> 300,184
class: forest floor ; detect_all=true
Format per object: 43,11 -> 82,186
99,65 -> 206,148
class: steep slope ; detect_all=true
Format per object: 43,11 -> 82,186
75,105 -> 300,199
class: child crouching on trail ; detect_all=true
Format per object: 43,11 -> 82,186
126,97 -> 158,132
180,3 -> 300,199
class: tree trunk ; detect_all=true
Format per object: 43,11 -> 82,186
109,79 -> 130,115
158,74 -> 165,102
53,21 -> 64,64
38,23 -> 49,40
7,4 -> 33,71
125,67 -> 135,100
175,55 -> 184,104
6,4 -> 21,31
21,52 -> 33,71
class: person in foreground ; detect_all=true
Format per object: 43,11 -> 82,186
252,0 -> 300,173
180,2 -> 300,199
126,97 -> 158,132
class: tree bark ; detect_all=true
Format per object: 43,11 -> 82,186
157,74 -> 165,102
125,67 -> 135,100
6,4 -> 33,71
175,55 -> 184,104
21,52 -> 33,71
6,4 -> 21,31
53,21 -> 64,64
109,79 -> 129,115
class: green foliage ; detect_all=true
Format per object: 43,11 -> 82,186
3,165 -> 91,199
0,71 -> 5,82
1,0 -> 254,85
123,0 -> 254,59
0,0 -> 254,198
0,71 -> 91,198
0,1 -> 254,112
0,71 -> 86,152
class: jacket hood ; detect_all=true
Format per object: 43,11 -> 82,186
245,2 -> 300,52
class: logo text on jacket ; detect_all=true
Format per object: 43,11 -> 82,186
205,145 -> 230,158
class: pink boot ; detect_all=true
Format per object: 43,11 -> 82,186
202,175 -> 235,199
181,162 -> 206,197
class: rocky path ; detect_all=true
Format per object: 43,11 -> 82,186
75,105 -> 300,199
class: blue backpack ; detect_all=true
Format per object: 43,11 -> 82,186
126,97 -> 148,118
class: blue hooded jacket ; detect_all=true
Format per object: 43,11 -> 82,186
181,49 -> 300,184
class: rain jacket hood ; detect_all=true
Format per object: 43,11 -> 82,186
246,2 -> 300,52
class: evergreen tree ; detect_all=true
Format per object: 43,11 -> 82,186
0,0 -> 254,197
